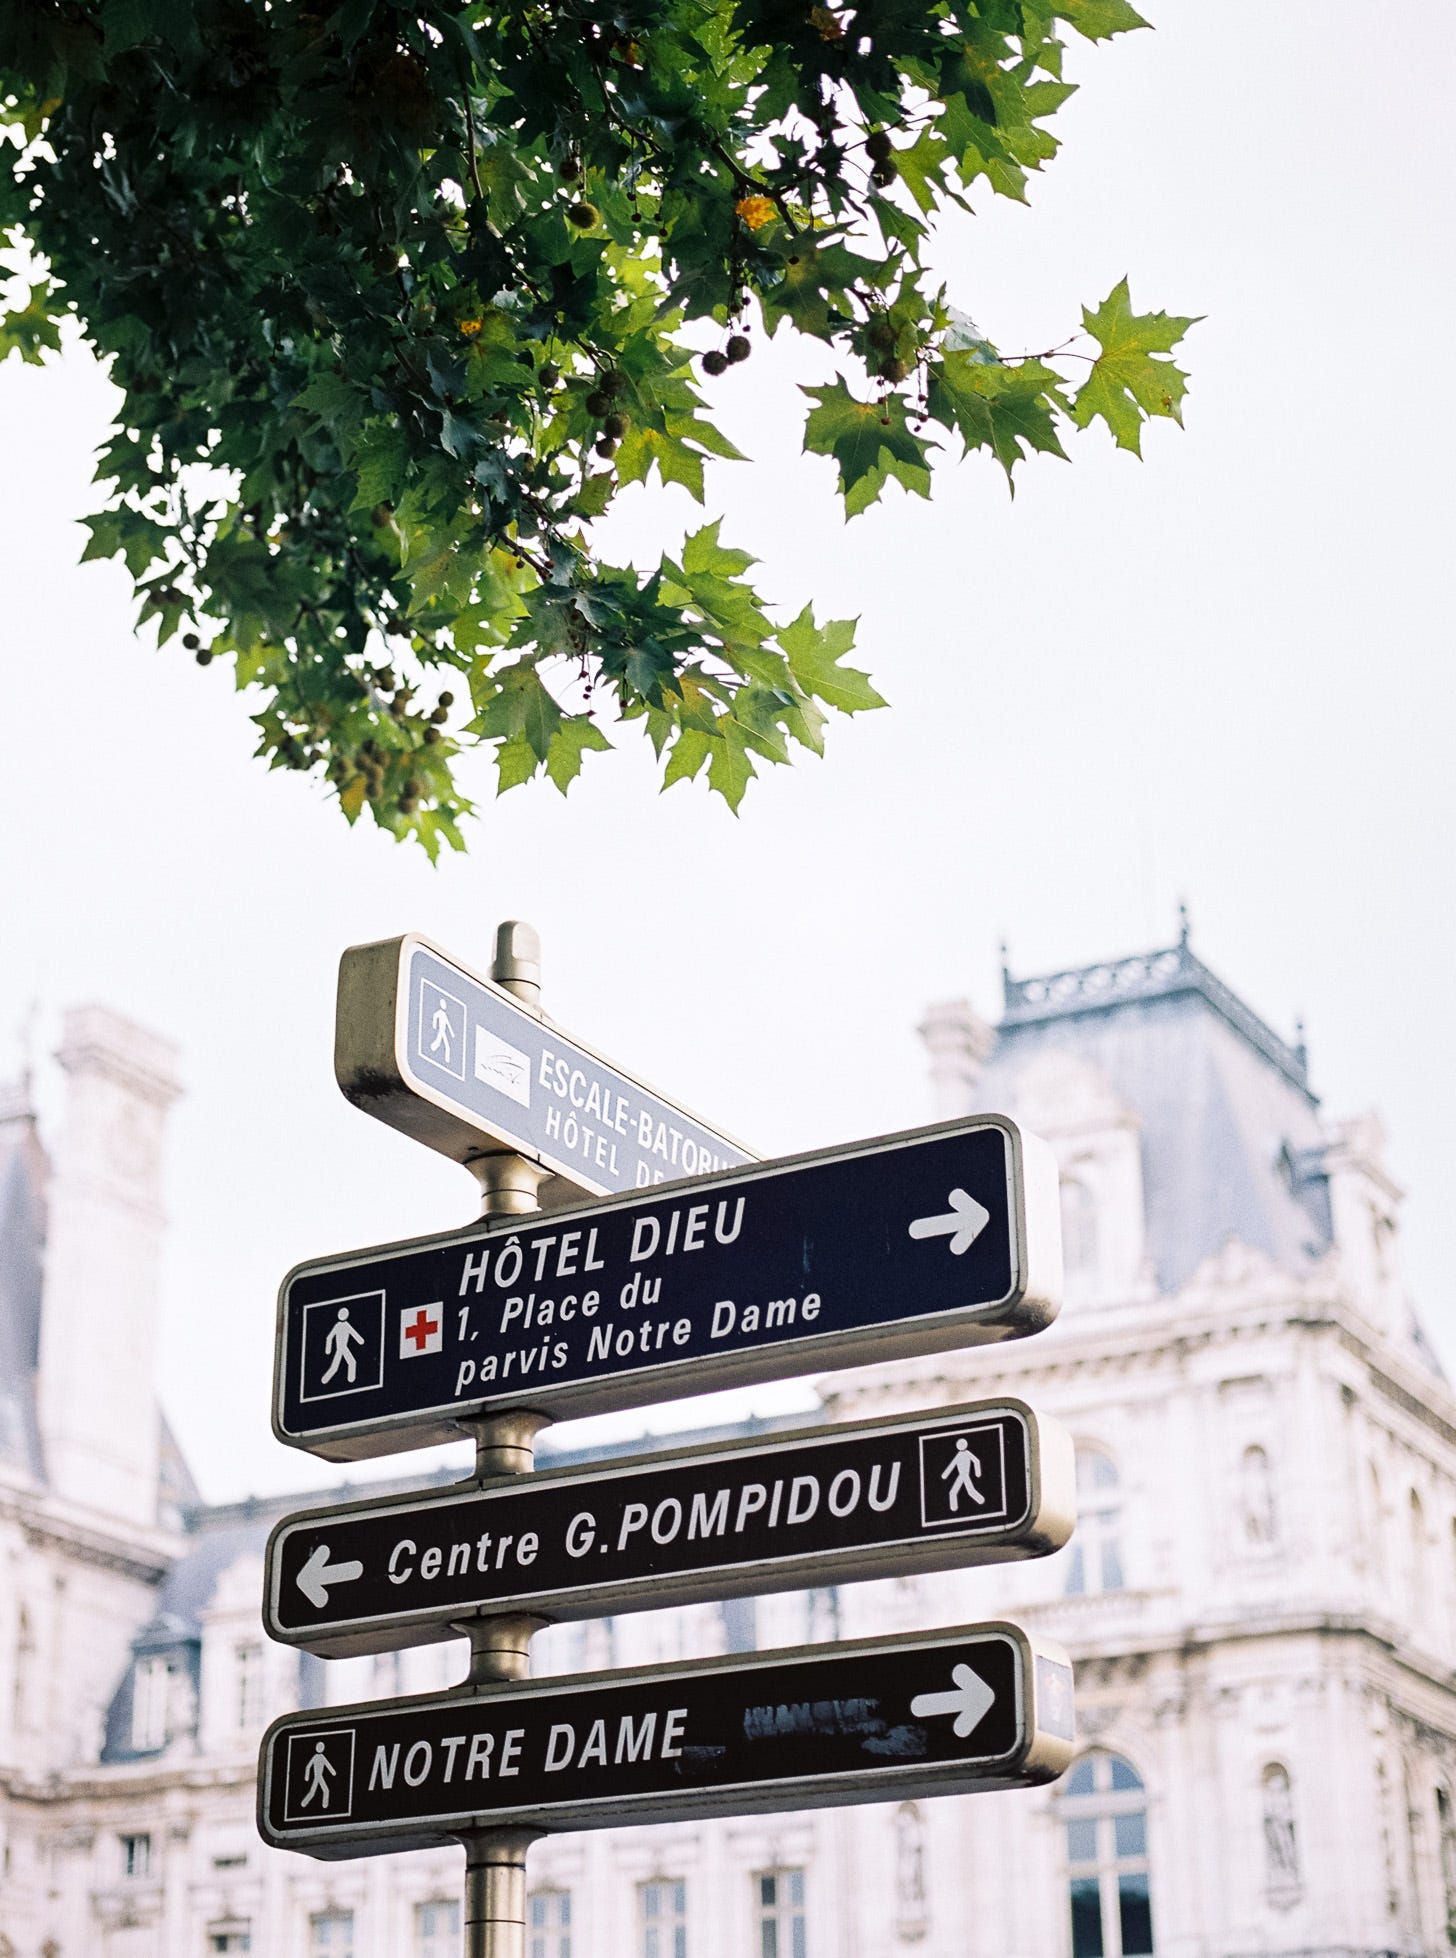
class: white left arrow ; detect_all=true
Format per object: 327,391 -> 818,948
910,1662 -> 997,1738
296,1544 -> 364,1610
908,1188 -> 991,1256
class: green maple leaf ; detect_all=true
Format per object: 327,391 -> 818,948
1056,0 -> 1151,41
544,715 -> 612,793
1071,279 -> 1200,454
292,370 -> 364,438
494,731 -> 540,792
802,382 -> 935,517
927,353 -> 1069,485
615,422 -> 705,501
662,725 -> 712,789
759,238 -> 882,338
681,519 -> 755,581
778,607 -> 884,714
347,424 -> 409,513
706,722 -> 757,811
471,664 -> 563,759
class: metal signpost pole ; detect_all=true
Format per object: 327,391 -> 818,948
462,922 -> 548,1958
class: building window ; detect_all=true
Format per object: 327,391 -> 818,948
414,1899 -> 460,1956
1065,1450 -> 1124,1596
120,1833 -> 152,1880
1062,1752 -> 1154,1957
638,1879 -> 687,1958
209,1930 -> 252,1953
236,1643 -> 264,1731
132,1654 -> 173,1751
1261,1764 -> 1300,1904
1239,1446 -> 1277,1549
309,1911 -> 354,1956
756,1870 -> 806,1958
528,1889 -> 571,1958
1060,1176 -> 1098,1277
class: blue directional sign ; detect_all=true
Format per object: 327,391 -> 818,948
257,1624 -> 1076,1859
273,1117 -> 1062,1462
334,933 -> 754,1202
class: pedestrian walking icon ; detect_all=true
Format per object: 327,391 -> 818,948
283,1727 -> 356,1824
300,1292 -> 386,1403
416,979 -> 466,1082
321,1309 -> 364,1386
301,1740 -> 336,1808
918,1424 -> 1012,1530
942,1436 -> 985,1511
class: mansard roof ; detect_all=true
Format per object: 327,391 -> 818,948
0,1087 -> 46,1484
980,930 -> 1334,1296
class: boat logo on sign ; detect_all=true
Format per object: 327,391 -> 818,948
474,1029 -> 532,1107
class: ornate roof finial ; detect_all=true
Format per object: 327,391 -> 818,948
1177,900 -> 1191,948
998,939 -> 1012,998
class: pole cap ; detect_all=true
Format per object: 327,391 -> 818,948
491,920 -> 542,1005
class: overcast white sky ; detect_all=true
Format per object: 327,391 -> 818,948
1,0 -> 1452,1505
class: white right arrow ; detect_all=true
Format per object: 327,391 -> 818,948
908,1188 -> 991,1256
911,1662 -> 997,1738
296,1544 -> 365,1611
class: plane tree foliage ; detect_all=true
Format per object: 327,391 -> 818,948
0,0 -> 1195,853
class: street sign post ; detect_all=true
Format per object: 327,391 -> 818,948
335,932 -> 754,1205
257,1624 -> 1075,1860
260,923 -> 1076,1958
273,1116 -> 1061,1461
265,1401 -> 1074,1656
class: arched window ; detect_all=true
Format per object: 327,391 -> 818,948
1261,1764 -> 1300,1904
1061,1177 -> 1098,1278
1062,1752 -> 1154,1956
1239,1446 -> 1278,1549
1065,1450 -> 1124,1596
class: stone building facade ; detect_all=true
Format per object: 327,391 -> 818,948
2,932 -> 1454,1958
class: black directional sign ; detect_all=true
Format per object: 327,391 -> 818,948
257,1625 -> 1076,1859
265,1402 -> 1075,1657
335,933 -> 754,1204
273,1117 -> 1061,1461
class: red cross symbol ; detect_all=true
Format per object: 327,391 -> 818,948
403,1307 -> 439,1352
